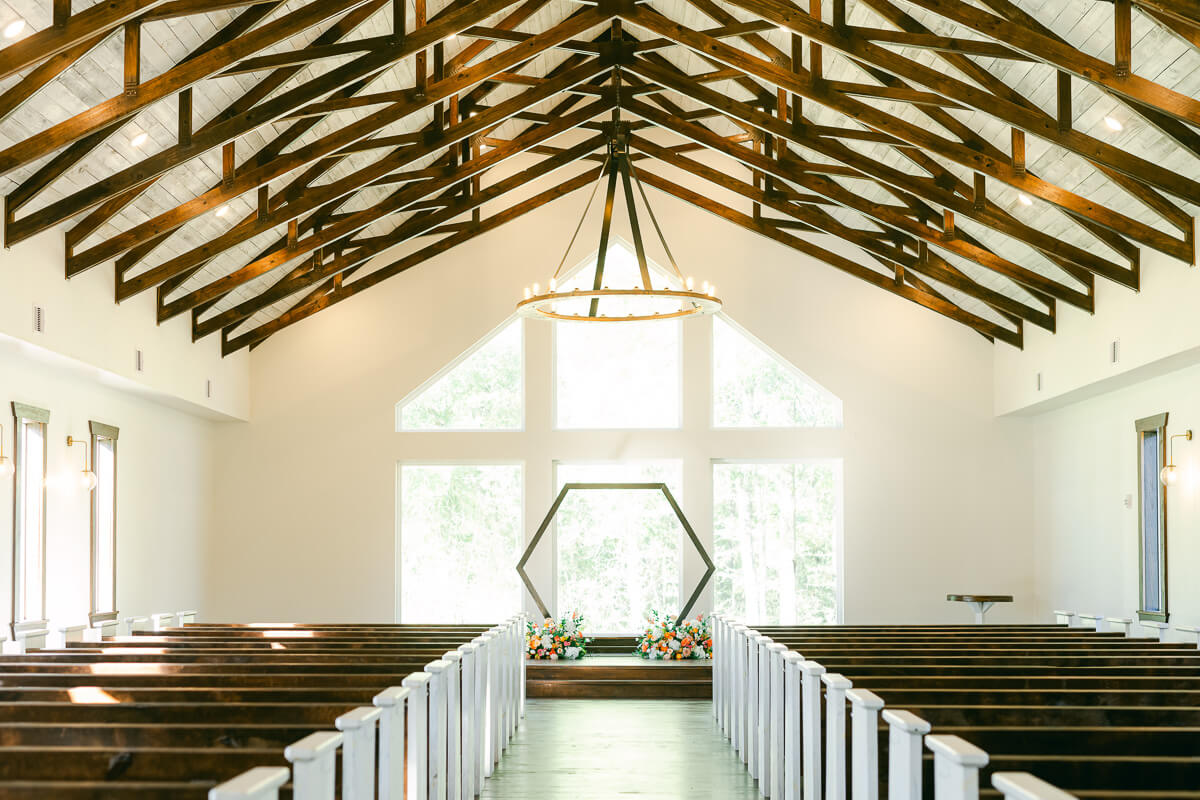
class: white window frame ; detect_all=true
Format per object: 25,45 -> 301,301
711,457 -> 845,625
11,402 -> 49,635
89,420 -> 120,619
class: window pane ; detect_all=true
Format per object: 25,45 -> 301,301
93,438 -> 116,614
20,422 -> 45,622
555,461 -> 683,633
399,464 -> 523,623
713,462 -> 839,625
713,316 -> 841,428
1141,431 -> 1162,612
555,246 -> 681,430
399,320 -> 522,431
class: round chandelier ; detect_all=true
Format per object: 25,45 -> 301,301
516,127 -> 722,322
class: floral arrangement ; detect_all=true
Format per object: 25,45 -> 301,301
635,611 -> 712,660
526,611 -> 590,660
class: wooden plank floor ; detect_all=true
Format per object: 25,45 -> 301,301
480,699 -> 760,798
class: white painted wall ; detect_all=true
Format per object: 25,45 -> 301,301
206,179 -> 1038,625
0,224 -> 249,630
0,334 -> 218,630
1029,363 -> 1200,638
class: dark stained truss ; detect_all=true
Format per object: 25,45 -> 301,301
1,0 -> 1199,353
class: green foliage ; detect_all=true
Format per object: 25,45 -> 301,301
713,462 -> 838,625
555,463 -> 683,632
713,316 -> 840,428
400,464 -> 523,623
400,320 -> 522,430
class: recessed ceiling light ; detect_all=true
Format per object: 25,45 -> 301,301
3,19 -> 26,39
1104,116 -> 1123,132
131,132 -> 148,147
1018,193 -> 1032,206
216,205 -> 230,217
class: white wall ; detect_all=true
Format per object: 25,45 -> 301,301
0,223 -> 248,629
0,335 -> 218,629
206,177 -> 1039,625
1029,363 -> 1200,637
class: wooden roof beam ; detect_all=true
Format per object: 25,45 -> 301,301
635,165 -> 1023,347
221,165 -> 605,354
620,10 -> 1194,260
156,107 -> 610,319
694,0 -> 1200,208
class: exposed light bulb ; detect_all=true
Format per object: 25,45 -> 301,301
549,278 -> 557,291
1104,116 -> 1123,132
216,205 -> 230,217
523,287 -> 532,300
79,470 -> 98,492
0,457 -> 12,479
701,281 -> 710,293
1017,193 -> 1032,206
685,276 -> 694,291
708,284 -> 716,297
3,19 -> 26,39
1161,465 -> 1179,486
532,282 -> 540,295
131,132 -> 149,148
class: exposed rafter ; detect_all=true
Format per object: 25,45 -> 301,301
0,0 -> 1195,353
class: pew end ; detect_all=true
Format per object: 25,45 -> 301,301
6,621 -> 50,652
883,710 -> 931,800
1139,619 -> 1169,641
86,611 -> 120,642
992,771 -> 1080,800
209,766 -> 290,800
1104,617 -> 1132,636
152,612 -> 179,632
1176,624 -> 1200,649
1052,610 -> 1076,627
925,735 -> 989,800
285,730 -> 342,800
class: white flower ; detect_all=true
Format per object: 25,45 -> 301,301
669,639 -> 681,650
565,646 -> 580,659
650,627 -> 664,641
693,648 -> 706,659
539,635 -> 553,649
549,652 -> 558,660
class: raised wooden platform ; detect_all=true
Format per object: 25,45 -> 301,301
526,654 -> 712,699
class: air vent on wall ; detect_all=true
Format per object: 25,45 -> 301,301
1111,339 -> 1121,364
205,379 -> 212,399
1036,372 -> 1043,392
32,305 -> 44,334
135,349 -> 144,373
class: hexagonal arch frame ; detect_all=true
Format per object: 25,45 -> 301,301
516,482 -> 715,626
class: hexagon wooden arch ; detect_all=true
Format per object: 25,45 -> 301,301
516,482 -> 715,627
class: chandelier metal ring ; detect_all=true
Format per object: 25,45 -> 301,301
515,115 -> 723,322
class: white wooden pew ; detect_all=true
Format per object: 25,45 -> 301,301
992,771 -> 1080,800
374,686 -> 411,800
209,767 -> 290,800
285,731 -> 342,800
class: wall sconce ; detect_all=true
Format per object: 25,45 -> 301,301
66,435 -> 97,491
0,423 -> 12,479
1161,429 -> 1192,486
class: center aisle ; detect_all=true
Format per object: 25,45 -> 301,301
480,699 -> 760,799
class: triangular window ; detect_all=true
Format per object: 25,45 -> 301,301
398,318 -> 523,431
713,315 -> 841,428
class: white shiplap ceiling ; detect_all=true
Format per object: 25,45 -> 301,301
0,0 -> 1196,350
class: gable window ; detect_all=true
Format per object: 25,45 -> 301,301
11,402 -> 49,633
555,244 -> 682,430
398,318 -> 523,431
1135,413 -> 1168,622
713,315 -> 841,428
90,421 -> 119,617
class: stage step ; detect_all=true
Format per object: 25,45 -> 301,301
526,658 -> 712,699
